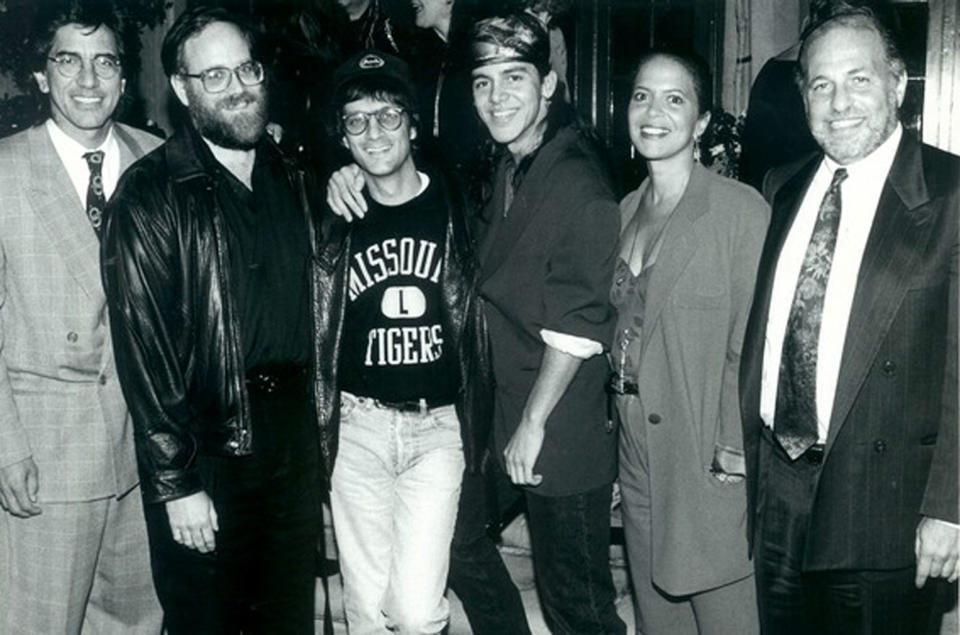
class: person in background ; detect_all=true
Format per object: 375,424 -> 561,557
740,6 -> 958,633
738,36 -> 818,190
337,0 -> 404,56
0,2 -> 163,633
611,48 -> 767,635
102,7 -> 323,633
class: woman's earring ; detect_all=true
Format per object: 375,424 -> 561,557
693,137 -> 701,163
630,144 -> 636,160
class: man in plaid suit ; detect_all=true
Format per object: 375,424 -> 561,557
0,3 -> 162,633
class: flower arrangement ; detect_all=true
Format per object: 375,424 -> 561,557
697,108 -> 745,180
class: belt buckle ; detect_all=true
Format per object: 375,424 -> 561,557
375,398 -> 427,414
803,444 -> 825,465
247,372 -> 278,394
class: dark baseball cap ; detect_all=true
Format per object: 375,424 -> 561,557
332,50 -> 415,96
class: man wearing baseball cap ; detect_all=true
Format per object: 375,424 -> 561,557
315,50 -> 491,634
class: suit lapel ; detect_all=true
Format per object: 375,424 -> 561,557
639,165 -> 709,355
741,155 -> 820,417
114,123 -> 147,171
826,136 -> 933,448
480,129 -> 576,283
25,125 -> 103,300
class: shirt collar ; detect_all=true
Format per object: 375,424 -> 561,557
45,118 -> 115,158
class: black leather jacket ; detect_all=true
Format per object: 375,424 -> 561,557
102,125 -> 323,504
315,171 -> 492,478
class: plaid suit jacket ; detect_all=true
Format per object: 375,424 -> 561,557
0,122 -> 161,502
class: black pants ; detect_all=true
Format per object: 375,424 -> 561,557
754,428 -> 951,635
144,367 -> 323,635
450,461 -> 625,635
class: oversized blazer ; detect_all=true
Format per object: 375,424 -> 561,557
477,125 -> 620,497
0,122 -> 161,502
618,164 -> 769,595
740,134 -> 959,571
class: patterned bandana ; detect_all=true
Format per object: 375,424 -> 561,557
468,14 -> 550,73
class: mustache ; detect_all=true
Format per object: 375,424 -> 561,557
217,90 -> 262,110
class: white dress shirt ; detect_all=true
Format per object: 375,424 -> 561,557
760,125 -> 903,441
45,119 -> 121,205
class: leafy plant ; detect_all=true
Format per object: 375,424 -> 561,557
698,108 -> 744,180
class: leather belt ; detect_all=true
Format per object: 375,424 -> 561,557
800,444 -> 825,465
762,425 -> 825,465
365,396 -> 452,414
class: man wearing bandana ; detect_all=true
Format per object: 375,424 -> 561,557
450,12 -> 626,634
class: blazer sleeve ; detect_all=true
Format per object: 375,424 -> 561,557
716,187 -> 771,462
101,169 -> 202,504
920,230 -> 958,523
542,169 -> 620,347
0,249 -> 31,469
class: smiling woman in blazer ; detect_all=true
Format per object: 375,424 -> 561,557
609,49 -> 769,635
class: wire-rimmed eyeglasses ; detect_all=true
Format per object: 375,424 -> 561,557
47,53 -> 121,80
341,107 -> 406,136
179,61 -> 265,94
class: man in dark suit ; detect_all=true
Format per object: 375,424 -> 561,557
740,6 -> 958,634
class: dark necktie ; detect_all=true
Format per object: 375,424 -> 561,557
83,150 -> 106,235
774,167 -> 848,459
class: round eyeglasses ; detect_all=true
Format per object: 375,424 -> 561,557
47,53 -> 121,80
341,107 -> 406,136
179,61 -> 265,94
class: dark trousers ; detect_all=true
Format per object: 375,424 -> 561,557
450,461 -> 625,635
449,468 -> 531,635
754,428 -> 949,635
143,367 -> 323,635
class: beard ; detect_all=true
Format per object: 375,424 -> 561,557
189,87 -> 268,150
811,89 -> 900,165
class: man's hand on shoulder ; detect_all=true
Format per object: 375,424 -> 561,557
166,490 -> 219,553
326,163 -> 367,221
0,457 -> 41,518
915,516 -> 960,587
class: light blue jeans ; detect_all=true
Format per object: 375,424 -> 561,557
330,392 -> 465,635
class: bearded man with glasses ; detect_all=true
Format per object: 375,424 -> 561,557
0,2 -> 163,633
101,6 -> 324,634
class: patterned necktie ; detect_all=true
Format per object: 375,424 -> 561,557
774,167 -> 848,459
83,150 -> 106,235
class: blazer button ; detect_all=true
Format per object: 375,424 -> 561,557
66,331 -> 78,343
882,360 -> 896,376
98,375 -> 107,385
874,439 -> 887,454
648,413 -> 662,425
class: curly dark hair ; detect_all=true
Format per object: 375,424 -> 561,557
28,0 -> 127,74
